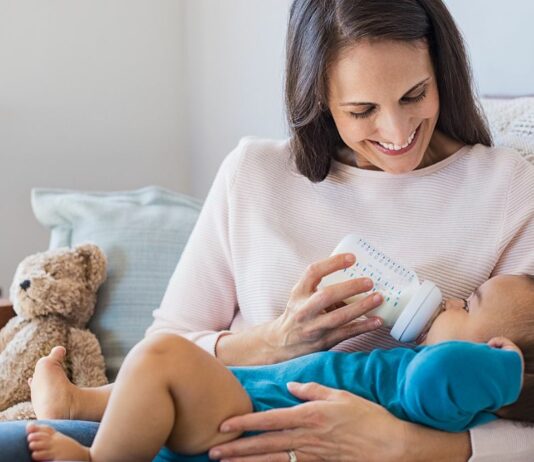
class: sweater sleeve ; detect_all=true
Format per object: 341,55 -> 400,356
401,342 -> 522,433
492,157 -> 534,276
145,142 -> 244,356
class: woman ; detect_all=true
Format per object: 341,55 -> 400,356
30,0 -> 534,461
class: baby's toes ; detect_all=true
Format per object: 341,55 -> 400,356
27,422 -> 55,435
31,448 -> 54,461
28,438 -> 50,451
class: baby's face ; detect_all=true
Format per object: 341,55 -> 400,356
422,275 -> 530,345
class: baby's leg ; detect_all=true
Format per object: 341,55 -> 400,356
27,334 -> 253,462
30,346 -> 111,421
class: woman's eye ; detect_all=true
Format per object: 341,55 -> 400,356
349,90 -> 426,120
402,90 -> 427,104
349,108 -> 375,119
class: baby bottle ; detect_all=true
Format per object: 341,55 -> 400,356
318,235 -> 443,342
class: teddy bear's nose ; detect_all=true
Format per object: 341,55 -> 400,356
19,280 -> 31,291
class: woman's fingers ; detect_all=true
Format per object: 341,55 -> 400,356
307,291 -> 383,331
215,451 -> 313,462
220,406 -> 313,433
286,381 -> 350,402
302,277 -> 375,317
319,317 -> 383,348
211,385 -> 351,461
210,430 -> 300,459
295,253 -> 355,295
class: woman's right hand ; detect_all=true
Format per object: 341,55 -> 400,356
265,252 -> 384,363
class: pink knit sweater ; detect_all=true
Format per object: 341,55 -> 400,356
147,137 -> 534,461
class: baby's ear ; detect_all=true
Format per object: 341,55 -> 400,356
74,243 -> 107,292
488,336 -> 517,351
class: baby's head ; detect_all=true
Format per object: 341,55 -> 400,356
423,274 -> 534,422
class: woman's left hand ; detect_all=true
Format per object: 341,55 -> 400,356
208,381 -> 408,462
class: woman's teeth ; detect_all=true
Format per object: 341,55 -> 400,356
377,128 -> 417,151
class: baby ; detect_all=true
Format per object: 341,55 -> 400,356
25,274 -> 534,462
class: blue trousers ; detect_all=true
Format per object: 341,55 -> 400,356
0,420 -> 213,462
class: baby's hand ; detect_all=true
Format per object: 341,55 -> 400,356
488,336 -> 525,384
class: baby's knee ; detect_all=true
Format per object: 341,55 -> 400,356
126,334 -> 192,367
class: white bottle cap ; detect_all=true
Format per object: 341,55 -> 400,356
390,280 -> 442,343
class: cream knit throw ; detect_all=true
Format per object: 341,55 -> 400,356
481,97 -> 534,164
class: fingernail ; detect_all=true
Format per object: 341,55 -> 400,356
373,294 -> 382,302
345,254 -> 355,263
220,425 -> 231,433
210,450 -> 221,458
364,278 -> 373,288
373,318 -> 383,327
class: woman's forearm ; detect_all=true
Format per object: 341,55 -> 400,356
401,421 -> 472,462
215,323 -> 282,366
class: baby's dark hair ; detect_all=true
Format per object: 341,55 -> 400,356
497,274 -> 534,424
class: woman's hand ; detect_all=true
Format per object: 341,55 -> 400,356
208,381 -> 408,462
216,253 -> 383,366
209,382 -> 472,462
267,253 -> 383,363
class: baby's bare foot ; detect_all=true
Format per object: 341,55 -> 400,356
30,346 -> 78,420
26,422 -> 90,461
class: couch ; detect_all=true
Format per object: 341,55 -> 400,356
0,186 -> 203,461
0,97 -> 533,461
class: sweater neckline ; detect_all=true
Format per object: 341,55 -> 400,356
330,144 -> 473,179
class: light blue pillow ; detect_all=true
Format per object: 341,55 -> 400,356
32,186 -> 202,380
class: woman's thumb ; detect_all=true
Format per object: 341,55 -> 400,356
287,381 -> 342,402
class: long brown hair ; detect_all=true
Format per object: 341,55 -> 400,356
285,0 -> 492,182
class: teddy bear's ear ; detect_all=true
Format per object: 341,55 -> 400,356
74,243 -> 107,292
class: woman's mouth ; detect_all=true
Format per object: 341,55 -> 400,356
370,123 -> 421,156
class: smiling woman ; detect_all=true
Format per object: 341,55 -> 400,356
285,0 -> 492,181
327,40 -> 462,173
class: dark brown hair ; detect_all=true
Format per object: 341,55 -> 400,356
285,0 -> 493,182
498,274 -> 534,423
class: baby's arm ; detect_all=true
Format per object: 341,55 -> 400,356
400,341 -> 522,432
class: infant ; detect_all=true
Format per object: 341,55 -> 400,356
26,274 -> 534,461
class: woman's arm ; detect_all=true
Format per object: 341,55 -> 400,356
209,382 -> 471,462
147,141 -> 383,366
215,254 -> 383,365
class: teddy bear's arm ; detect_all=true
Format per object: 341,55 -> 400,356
0,320 -> 68,413
0,317 -> 26,354
68,327 -> 108,388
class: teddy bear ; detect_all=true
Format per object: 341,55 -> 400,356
0,243 -> 109,421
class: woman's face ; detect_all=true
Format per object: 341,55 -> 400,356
327,39 -> 441,173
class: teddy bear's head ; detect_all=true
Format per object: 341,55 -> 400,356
9,243 -> 107,327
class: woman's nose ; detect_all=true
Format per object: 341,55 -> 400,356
376,109 -> 412,146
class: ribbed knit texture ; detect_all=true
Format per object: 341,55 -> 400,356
147,137 -> 534,461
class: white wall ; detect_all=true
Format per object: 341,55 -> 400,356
184,0 -> 290,198
444,0 -> 534,97
1,0 -> 533,293
0,1 -> 188,293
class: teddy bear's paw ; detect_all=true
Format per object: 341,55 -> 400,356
30,346 -> 77,420
26,422 -> 91,461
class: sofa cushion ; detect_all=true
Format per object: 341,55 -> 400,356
481,96 -> 534,164
31,186 -> 202,380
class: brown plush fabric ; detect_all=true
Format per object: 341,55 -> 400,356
0,243 -> 108,420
